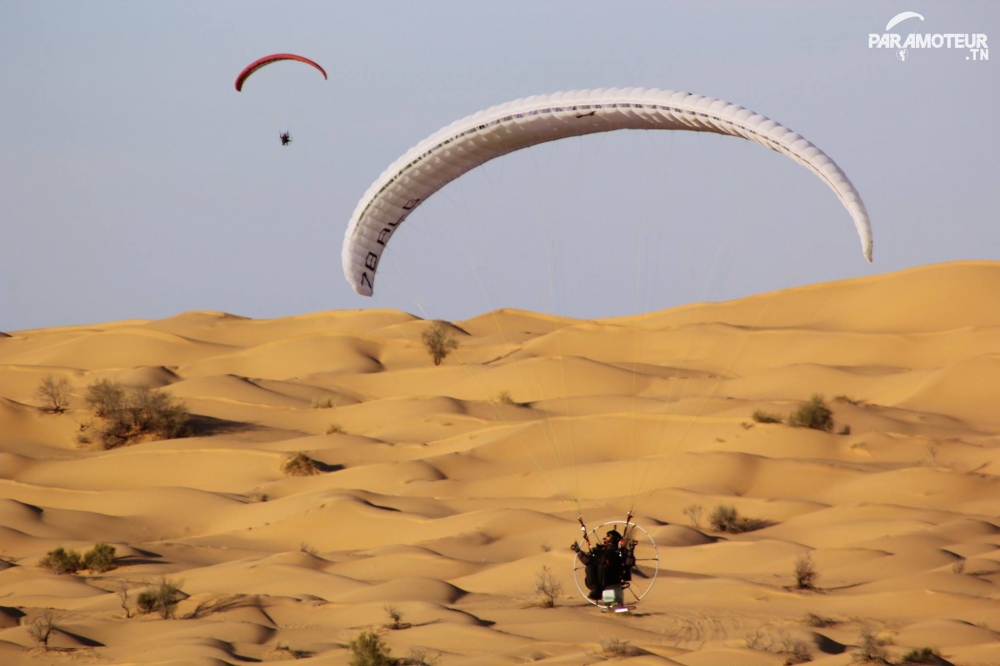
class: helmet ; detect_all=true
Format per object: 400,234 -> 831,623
605,529 -> 623,544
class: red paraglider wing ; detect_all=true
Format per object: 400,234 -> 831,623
235,54 -> 327,91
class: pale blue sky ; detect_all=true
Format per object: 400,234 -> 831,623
2,1 -> 997,331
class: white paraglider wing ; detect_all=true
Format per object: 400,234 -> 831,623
342,88 -> 873,296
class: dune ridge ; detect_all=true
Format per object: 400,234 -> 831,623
1,261 -> 999,664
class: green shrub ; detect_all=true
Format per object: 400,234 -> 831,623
348,628 -> 394,666
35,375 -> 72,413
752,409 -> 783,424
788,394 -> 834,432
39,547 -> 83,574
85,380 -> 189,448
421,320 -> 459,366
708,505 -> 766,534
136,579 -> 184,619
83,542 -> 116,572
900,647 -> 942,664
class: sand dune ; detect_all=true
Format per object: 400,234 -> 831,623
1,261 -> 1000,664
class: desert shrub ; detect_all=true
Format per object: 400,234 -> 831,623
710,505 -> 739,532
599,636 -> 637,658
834,395 -> 865,406
951,558 -> 965,574
35,375 -> 72,413
299,542 -> 318,556
86,380 -> 189,448
421,320 -> 459,366
683,504 -> 703,528
383,604 -> 410,630
788,394 -> 834,432
494,390 -> 528,407
116,581 -> 131,618
794,553 -> 819,589
311,397 -> 334,409
83,542 -> 116,572
136,579 -> 184,619
39,547 -> 83,574
752,409 -> 783,424
852,626 -> 891,664
900,647 -> 943,664
282,452 -> 319,476
85,379 -> 126,418
534,565 -> 562,608
270,642 -> 311,660
27,610 -> 55,649
839,425 -> 852,435
708,505 -> 766,534
803,612 -> 835,628
326,423 -> 347,435
746,627 -> 813,664
348,628 -> 394,666
405,647 -> 441,665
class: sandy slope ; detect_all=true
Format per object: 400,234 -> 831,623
2,261 -> 1000,665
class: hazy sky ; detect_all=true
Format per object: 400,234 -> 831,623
2,1 -> 997,331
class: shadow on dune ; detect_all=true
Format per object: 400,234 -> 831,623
186,594 -> 264,620
186,414 -> 263,437
55,627 -> 104,647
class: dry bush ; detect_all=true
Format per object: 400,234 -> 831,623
35,375 -> 72,413
834,395 -> 866,406
282,452 -> 319,476
299,542 -> 318,556
311,397 -> 335,409
421,320 -> 459,366
789,394 -> 834,432
708,505 -> 767,534
348,628 -> 394,666
39,547 -> 83,574
745,627 -> 813,664
683,504 -> 703,528
839,424 -> 852,435
405,647 -> 441,665
900,647 -> 943,664
852,626 -> 891,664
599,636 -> 637,658
494,390 -> 528,407
136,578 -> 185,619
951,558 -> 965,574
752,409 -> 783,424
534,565 -> 562,608
326,423 -> 347,435
803,611 -> 836,628
270,642 -> 311,660
794,553 -> 819,589
85,380 -> 189,448
116,581 -> 131,618
383,604 -> 410,630
27,610 -> 55,649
